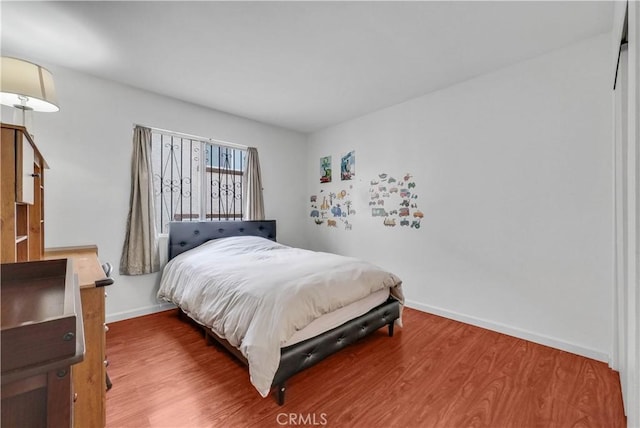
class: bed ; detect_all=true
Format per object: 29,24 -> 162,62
158,220 -> 403,404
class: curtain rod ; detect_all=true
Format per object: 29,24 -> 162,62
133,123 -> 249,150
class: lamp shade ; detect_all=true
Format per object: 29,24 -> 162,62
0,57 -> 59,112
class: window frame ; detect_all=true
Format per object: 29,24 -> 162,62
149,128 -> 247,235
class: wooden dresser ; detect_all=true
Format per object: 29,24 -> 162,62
45,246 -> 108,428
1,259 -> 84,428
1,124 -> 108,427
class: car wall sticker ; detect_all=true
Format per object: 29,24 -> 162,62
369,172 -> 422,229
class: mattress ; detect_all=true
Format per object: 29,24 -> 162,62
282,288 -> 390,347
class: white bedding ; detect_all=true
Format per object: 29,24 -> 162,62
157,236 -> 403,397
283,288 -> 390,347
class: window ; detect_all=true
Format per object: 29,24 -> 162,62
151,130 -> 246,234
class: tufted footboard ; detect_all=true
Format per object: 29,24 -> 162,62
272,298 -> 401,405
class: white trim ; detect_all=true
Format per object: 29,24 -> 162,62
612,44 -> 629,374
405,299 -> 609,363
625,2 -> 640,425
110,298 -> 610,362
109,298 -> 610,361
106,302 -> 176,323
611,59 -> 620,370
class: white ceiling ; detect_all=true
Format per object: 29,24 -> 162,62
1,1 -> 613,133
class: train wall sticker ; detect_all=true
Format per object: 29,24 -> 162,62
368,172 -> 422,229
309,186 -> 355,231
341,151 -> 355,181
320,155 -> 332,183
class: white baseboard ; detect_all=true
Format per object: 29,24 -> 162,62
405,299 -> 609,363
106,302 -> 177,323
106,299 -> 609,363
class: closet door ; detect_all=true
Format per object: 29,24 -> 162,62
613,44 -> 628,412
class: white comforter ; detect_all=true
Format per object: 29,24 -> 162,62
157,236 -> 403,397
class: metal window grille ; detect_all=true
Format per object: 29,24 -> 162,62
151,130 -> 246,234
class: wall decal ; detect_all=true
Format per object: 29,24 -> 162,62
320,197 -> 330,210
309,185 -> 354,231
341,151 -> 355,180
320,156 -> 332,183
369,172 -> 422,229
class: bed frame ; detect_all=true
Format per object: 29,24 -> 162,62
167,220 -> 401,405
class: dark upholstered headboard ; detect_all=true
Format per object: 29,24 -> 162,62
168,220 -> 277,261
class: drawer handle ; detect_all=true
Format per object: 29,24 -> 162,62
73,393 -> 78,403
63,332 -> 75,341
57,369 -> 68,378
95,278 -> 114,287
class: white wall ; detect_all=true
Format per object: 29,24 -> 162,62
1,30 -> 616,368
306,34 -> 613,361
2,65 -> 308,322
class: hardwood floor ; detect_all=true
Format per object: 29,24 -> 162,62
105,308 -> 626,427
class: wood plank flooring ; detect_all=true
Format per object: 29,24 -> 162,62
105,308 -> 626,427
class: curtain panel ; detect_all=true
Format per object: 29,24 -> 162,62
243,147 -> 265,220
120,126 -> 160,275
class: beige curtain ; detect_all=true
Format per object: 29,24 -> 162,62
120,126 -> 160,275
243,147 -> 265,220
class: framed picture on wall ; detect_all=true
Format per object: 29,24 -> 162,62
341,151 -> 355,180
320,156 -> 332,183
